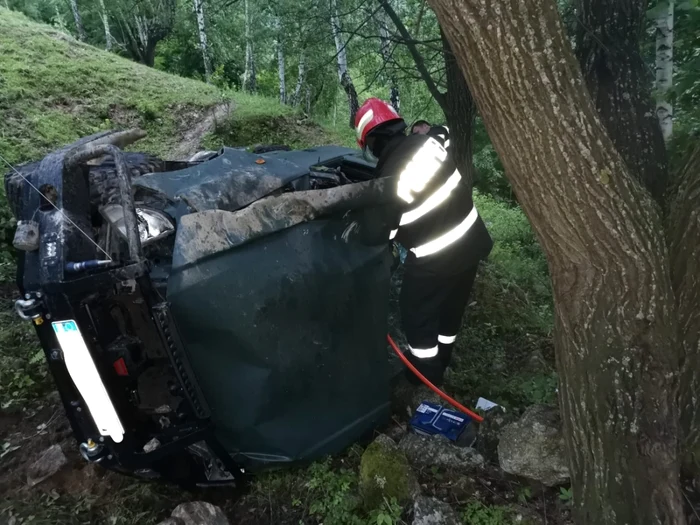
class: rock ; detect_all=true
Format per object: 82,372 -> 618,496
498,405 -> 569,486
170,502 -> 229,525
360,434 -> 419,511
26,444 -> 68,487
476,409 -> 518,461
412,496 -> 460,525
155,519 -> 184,525
399,433 -> 484,469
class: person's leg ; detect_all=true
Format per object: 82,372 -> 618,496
438,265 -> 479,369
399,271 -> 445,385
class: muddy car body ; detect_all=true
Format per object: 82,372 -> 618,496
4,130 -> 396,485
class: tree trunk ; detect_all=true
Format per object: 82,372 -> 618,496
293,50 -> 306,107
243,0 -> 256,92
275,16 -> 286,104
575,0 -> 668,203
668,144 -> 700,472
656,0 -> 674,142
193,0 -> 213,83
330,0 -> 359,127
98,0 -> 113,51
429,1 -> 685,523
441,28 -> 476,188
378,9 -> 399,112
69,0 -> 86,42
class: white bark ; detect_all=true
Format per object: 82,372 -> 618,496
98,0 -> 113,51
330,0 -> 359,126
69,0 -> 86,42
378,9 -> 399,112
275,16 -> 286,103
293,49 -> 306,106
193,0 -> 213,82
655,0 -> 674,141
242,0 -> 256,92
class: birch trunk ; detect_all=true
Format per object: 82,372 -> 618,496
242,0 -> 256,92
98,0 -> 113,51
193,0 -> 213,83
378,10 -> 399,112
69,0 -> 86,42
656,0 -> 674,141
576,0 -> 668,203
430,0 -> 685,523
275,17 -> 286,104
330,0 -> 359,127
293,50 -> 306,107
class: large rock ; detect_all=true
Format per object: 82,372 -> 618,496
476,409 -> 517,462
360,434 -> 419,511
498,405 -> 569,486
412,496 -> 460,525
156,502 -> 229,525
26,444 -> 68,487
399,433 -> 484,469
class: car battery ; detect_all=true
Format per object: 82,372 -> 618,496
409,402 -> 471,442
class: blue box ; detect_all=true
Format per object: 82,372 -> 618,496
409,402 -> 471,442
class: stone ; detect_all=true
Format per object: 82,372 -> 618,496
170,502 -> 229,525
476,409 -> 518,462
26,444 -> 68,487
498,405 -> 569,486
360,434 -> 419,511
412,496 -> 460,525
399,433 -> 484,469
155,519 -> 184,525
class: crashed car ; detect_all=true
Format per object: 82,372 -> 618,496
4,129 -> 398,485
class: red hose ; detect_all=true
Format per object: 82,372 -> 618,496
387,334 -> 484,423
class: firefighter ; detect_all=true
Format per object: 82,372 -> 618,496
356,98 -> 493,386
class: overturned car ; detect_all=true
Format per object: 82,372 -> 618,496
4,130 -> 398,485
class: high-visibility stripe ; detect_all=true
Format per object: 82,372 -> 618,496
389,229 -> 398,240
409,345 -> 439,359
356,109 -> 375,139
399,171 -> 461,227
438,335 -> 457,344
397,138 -> 447,204
411,206 -> 479,258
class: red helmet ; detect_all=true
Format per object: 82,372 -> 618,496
355,98 -> 403,148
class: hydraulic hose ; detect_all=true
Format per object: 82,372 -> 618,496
387,334 -> 484,423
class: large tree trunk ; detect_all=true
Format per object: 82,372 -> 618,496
69,0 -> 86,42
377,9 -> 400,112
242,0 -> 256,92
193,0 -> 213,83
99,0 -> 113,51
293,50 -> 306,107
275,16 -> 286,104
330,0 -> 359,127
656,0 -> 675,142
575,0 -> 668,203
668,144 -> 700,472
430,1 -> 685,523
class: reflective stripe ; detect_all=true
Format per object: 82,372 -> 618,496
397,138 -> 447,204
389,229 -> 398,240
409,345 -> 439,359
444,138 -> 450,149
438,335 -> 457,344
356,109 -> 375,139
411,206 -> 479,258
399,171 -> 461,226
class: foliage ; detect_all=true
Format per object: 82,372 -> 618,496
461,501 -> 520,525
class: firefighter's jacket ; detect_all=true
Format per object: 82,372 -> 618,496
376,134 -> 493,276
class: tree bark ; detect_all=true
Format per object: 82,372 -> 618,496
275,16 -> 286,104
429,1 -> 685,523
668,144 -> 700,472
293,49 -> 306,107
99,0 -> 113,51
243,0 -> 256,92
330,0 -> 359,127
377,9 -> 400,112
575,0 -> 668,203
69,0 -> 86,42
656,1 -> 674,142
193,0 -> 213,83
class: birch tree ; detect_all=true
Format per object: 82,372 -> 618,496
192,0 -> 212,83
69,0 -> 86,41
98,0 -> 113,51
275,15 -> 286,104
293,49 -> 306,107
330,0 -> 359,127
656,0 -> 675,141
377,9 -> 399,112
430,0 -> 687,523
116,0 -> 177,67
242,0 -> 256,92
